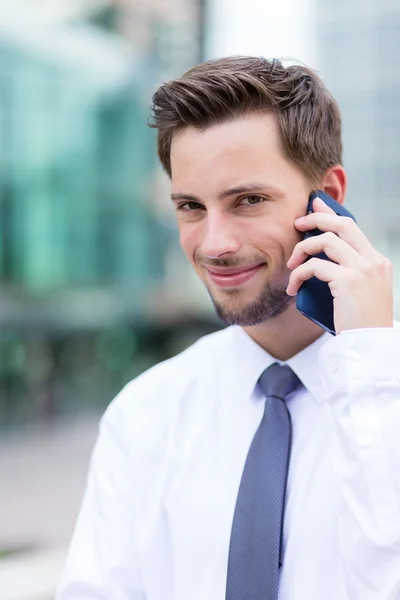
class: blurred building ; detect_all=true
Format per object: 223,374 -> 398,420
317,0 -> 400,253
0,0 -> 212,429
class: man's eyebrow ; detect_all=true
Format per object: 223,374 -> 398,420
217,183 -> 279,200
171,183 -> 280,203
171,192 -> 200,202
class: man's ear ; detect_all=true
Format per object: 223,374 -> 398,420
321,165 -> 347,204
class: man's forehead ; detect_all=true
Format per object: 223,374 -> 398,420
171,127 -> 283,184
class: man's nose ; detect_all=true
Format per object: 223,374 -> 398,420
201,210 -> 240,259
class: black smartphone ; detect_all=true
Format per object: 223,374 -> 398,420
295,190 -> 356,335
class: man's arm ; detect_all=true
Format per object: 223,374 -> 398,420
56,393 -> 145,600
320,328 -> 400,599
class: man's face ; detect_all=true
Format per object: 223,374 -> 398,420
170,113 -> 312,326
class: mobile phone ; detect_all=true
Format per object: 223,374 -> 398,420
295,190 -> 356,335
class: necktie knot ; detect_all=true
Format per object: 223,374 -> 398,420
258,363 -> 302,401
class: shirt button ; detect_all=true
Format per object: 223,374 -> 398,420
331,358 -> 339,372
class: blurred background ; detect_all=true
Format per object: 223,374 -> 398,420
1,0 -> 399,598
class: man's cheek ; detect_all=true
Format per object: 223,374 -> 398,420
180,231 -> 199,260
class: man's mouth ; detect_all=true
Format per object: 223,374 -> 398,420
205,263 -> 265,288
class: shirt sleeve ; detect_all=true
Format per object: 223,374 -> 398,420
56,392 -> 145,600
318,327 -> 400,600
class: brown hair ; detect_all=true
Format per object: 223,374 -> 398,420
149,56 -> 342,186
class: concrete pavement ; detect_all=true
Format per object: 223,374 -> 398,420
0,413 -> 101,600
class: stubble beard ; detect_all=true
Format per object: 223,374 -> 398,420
207,280 -> 294,326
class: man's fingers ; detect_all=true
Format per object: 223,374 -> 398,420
312,196 -> 336,213
294,212 -> 375,260
287,232 -> 369,271
286,258 -> 349,296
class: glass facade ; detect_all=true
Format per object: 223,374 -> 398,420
0,5 -> 208,428
317,1 -> 400,250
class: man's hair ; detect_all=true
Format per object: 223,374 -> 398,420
149,56 -> 342,186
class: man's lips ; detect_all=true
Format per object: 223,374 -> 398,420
205,263 -> 265,288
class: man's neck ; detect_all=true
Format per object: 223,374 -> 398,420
243,302 -> 325,361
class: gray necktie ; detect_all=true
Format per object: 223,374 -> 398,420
226,363 -> 302,600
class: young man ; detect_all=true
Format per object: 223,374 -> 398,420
57,57 -> 400,600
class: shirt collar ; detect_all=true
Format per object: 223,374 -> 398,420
228,326 -> 276,399
227,325 -> 332,404
285,331 -> 332,403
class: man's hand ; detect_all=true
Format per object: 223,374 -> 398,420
286,196 -> 394,334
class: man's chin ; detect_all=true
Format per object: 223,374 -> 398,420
208,285 -> 294,327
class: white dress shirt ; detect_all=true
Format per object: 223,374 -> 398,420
57,324 -> 400,600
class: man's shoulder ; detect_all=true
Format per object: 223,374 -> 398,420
106,325 -> 234,421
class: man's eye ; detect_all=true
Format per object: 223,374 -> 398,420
240,196 -> 264,206
178,201 -> 202,211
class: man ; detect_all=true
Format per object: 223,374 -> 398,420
57,57 -> 400,600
